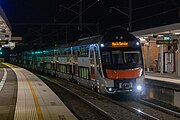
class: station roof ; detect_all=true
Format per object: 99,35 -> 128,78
131,22 -> 180,42
0,5 -> 12,39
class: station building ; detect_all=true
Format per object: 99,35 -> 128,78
0,5 -> 11,43
132,22 -> 180,77
0,5 -> 13,62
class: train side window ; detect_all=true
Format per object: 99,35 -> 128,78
60,65 -> 66,73
77,67 -> 89,79
78,67 -> 81,77
102,52 -> 111,65
82,67 -> 84,78
79,46 -> 89,56
86,68 -> 89,79
83,68 -> 86,78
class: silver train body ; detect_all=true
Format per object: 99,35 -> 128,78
12,30 -> 145,95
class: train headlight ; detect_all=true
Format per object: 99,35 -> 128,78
100,43 -> 104,47
108,88 -> 113,92
136,85 -> 142,91
136,76 -> 144,92
136,42 -> 140,46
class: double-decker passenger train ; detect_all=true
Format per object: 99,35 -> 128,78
11,29 -> 145,95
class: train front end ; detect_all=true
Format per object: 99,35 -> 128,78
99,31 -> 145,95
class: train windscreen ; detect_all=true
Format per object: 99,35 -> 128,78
102,50 -> 142,69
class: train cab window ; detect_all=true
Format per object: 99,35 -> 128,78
112,51 -> 123,65
124,51 -> 142,65
102,52 -> 111,65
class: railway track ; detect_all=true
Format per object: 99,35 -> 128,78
38,75 -> 115,120
36,73 -> 180,120
138,99 -> 180,118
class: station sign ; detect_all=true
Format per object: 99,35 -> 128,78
156,39 -> 178,45
10,37 -> 22,43
11,37 -> 22,40
164,36 -> 170,40
0,40 -> 8,45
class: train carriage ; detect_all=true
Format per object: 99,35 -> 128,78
12,29 -> 145,95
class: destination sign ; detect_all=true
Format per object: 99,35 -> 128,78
111,41 -> 128,47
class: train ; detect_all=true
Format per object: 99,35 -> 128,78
11,29 -> 145,95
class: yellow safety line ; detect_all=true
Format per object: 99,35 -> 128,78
4,63 -> 44,119
23,73 -> 44,120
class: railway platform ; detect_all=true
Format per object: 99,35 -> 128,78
145,71 -> 179,80
144,71 -> 180,109
145,71 -> 180,89
0,63 -> 77,120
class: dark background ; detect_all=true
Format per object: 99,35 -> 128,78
0,0 -> 180,48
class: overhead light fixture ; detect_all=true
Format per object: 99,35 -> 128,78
158,35 -> 164,37
139,37 -> 146,42
174,33 -> 180,35
143,36 -> 148,39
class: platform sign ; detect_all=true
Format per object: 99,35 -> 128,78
10,37 -> 22,43
156,39 -> 178,45
11,37 -> 22,40
156,40 -> 172,44
164,36 -> 170,40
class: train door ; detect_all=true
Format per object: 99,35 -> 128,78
90,45 -> 95,80
90,45 -> 100,91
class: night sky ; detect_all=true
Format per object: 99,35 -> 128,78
0,0 -> 180,47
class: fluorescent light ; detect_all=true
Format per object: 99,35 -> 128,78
174,33 -> 180,35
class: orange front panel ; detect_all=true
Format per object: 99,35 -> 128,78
106,68 -> 142,79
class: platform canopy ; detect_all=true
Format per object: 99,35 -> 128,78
0,5 -> 14,49
0,5 -> 12,41
132,22 -> 180,43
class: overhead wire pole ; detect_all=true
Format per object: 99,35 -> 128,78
22,0 -> 99,45
79,0 -> 82,31
109,4 -> 131,31
129,0 -> 132,31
